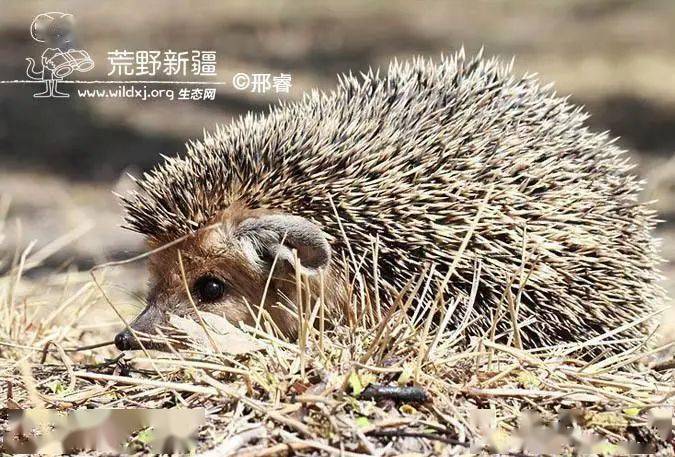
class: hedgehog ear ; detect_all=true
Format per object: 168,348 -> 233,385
236,214 -> 331,275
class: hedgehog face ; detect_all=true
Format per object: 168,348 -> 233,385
114,209 -> 332,351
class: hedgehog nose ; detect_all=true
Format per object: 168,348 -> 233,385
114,330 -> 133,351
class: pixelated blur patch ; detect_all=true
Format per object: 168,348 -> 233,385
1,408 -> 205,455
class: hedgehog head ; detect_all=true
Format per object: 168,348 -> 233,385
114,200 -> 334,350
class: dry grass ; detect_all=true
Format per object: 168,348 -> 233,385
1,207 -> 674,456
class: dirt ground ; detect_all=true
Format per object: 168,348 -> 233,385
0,1 -> 673,337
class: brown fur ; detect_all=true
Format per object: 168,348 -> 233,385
130,204 -> 345,341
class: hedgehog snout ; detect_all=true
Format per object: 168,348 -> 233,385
114,301 -> 166,351
114,330 -> 133,351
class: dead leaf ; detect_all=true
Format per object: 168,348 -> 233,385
169,312 -> 263,355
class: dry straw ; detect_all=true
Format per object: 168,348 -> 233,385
1,212 -> 673,454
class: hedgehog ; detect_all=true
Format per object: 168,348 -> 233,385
114,50 -> 664,355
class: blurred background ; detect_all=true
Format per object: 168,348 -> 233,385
0,1 -> 673,335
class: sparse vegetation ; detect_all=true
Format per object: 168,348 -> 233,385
1,208 -> 673,455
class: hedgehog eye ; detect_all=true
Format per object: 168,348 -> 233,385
194,276 -> 226,302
